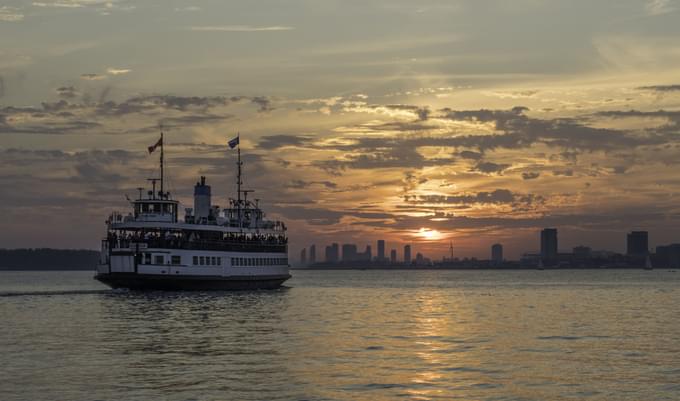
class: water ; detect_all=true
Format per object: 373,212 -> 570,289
1,269 -> 679,401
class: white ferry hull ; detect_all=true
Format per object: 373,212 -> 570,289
96,248 -> 290,291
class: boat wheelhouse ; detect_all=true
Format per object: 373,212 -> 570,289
95,132 -> 290,290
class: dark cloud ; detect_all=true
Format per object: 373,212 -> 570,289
316,145 -> 454,172
268,204 -> 393,226
56,86 -> 78,99
471,161 -> 510,174
80,73 -> 105,81
637,85 -> 680,92
258,135 -> 313,150
458,150 -> 484,160
522,172 -> 540,180
251,96 -> 273,112
553,169 -> 574,176
287,180 -> 337,189
405,189 -> 543,207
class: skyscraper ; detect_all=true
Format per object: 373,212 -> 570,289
390,249 -> 397,264
377,239 -> 385,262
309,244 -> 316,264
627,231 -> 649,255
342,243 -> 358,262
491,243 -> 503,264
300,248 -> 307,265
404,245 -> 412,264
325,243 -> 339,263
540,228 -> 558,260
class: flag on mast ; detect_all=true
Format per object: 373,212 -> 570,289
148,137 -> 162,153
228,135 -> 239,149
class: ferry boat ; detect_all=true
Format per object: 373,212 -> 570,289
95,133 -> 291,290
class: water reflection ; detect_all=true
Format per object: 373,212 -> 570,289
1,270 -> 679,401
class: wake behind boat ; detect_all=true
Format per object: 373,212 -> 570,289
94,133 -> 290,290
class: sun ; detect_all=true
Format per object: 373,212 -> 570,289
416,228 -> 444,241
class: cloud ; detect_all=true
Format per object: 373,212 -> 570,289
32,1 -> 131,10
645,0 -> 675,15
251,96 -> 273,112
287,180 -> 337,189
0,6 -> 24,21
457,150 -> 484,160
106,67 -> 131,75
553,169 -> 574,176
80,73 -> 106,81
56,86 -> 78,99
471,161 -> 510,174
637,84 -> 680,92
175,6 -> 200,12
258,135 -> 313,150
188,25 -> 294,32
522,172 -> 540,180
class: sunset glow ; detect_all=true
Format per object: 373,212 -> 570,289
1,1 -> 680,260
416,228 -> 445,241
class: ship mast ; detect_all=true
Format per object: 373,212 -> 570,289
236,132 -> 242,206
160,127 -> 164,198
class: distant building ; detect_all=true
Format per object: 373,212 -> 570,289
627,231 -> 649,255
342,244 -> 358,262
404,245 -> 412,264
390,249 -> 397,264
309,244 -> 316,264
656,244 -> 680,268
573,246 -> 591,259
377,240 -> 385,262
415,252 -> 425,265
364,245 -> 372,262
300,248 -> 307,265
325,243 -> 339,263
540,228 -> 558,261
491,243 -> 503,264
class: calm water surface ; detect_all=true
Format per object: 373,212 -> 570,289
1,269 -> 679,401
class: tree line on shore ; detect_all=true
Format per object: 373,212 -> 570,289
0,249 -> 100,270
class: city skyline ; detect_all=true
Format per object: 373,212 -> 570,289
2,1 -> 680,259
297,228 -> 673,264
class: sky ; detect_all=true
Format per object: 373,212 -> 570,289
1,0 -> 680,260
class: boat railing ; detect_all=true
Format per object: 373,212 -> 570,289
107,236 -> 287,253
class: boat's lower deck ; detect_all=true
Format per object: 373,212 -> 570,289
95,272 -> 291,291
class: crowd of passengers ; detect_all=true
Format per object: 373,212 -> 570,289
107,231 -> 287,249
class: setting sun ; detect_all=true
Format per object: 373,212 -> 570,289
416,228 -> 445,241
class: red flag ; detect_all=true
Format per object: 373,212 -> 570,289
148,137 -> 162,153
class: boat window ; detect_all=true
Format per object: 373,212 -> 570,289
206,256 -> 211,265
231,258 -> 235,266
142,203 -> 149,213
171,256 -> 181,265
218,257 -> 222,265
193,256 -> 198,265
154,255 -> 164,265
200,256 -> 205,265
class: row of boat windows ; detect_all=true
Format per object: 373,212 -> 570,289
232,257 -> 288,267
193,256 -> 223,266
140,253 -> 287,267
142,253 -> 181,265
